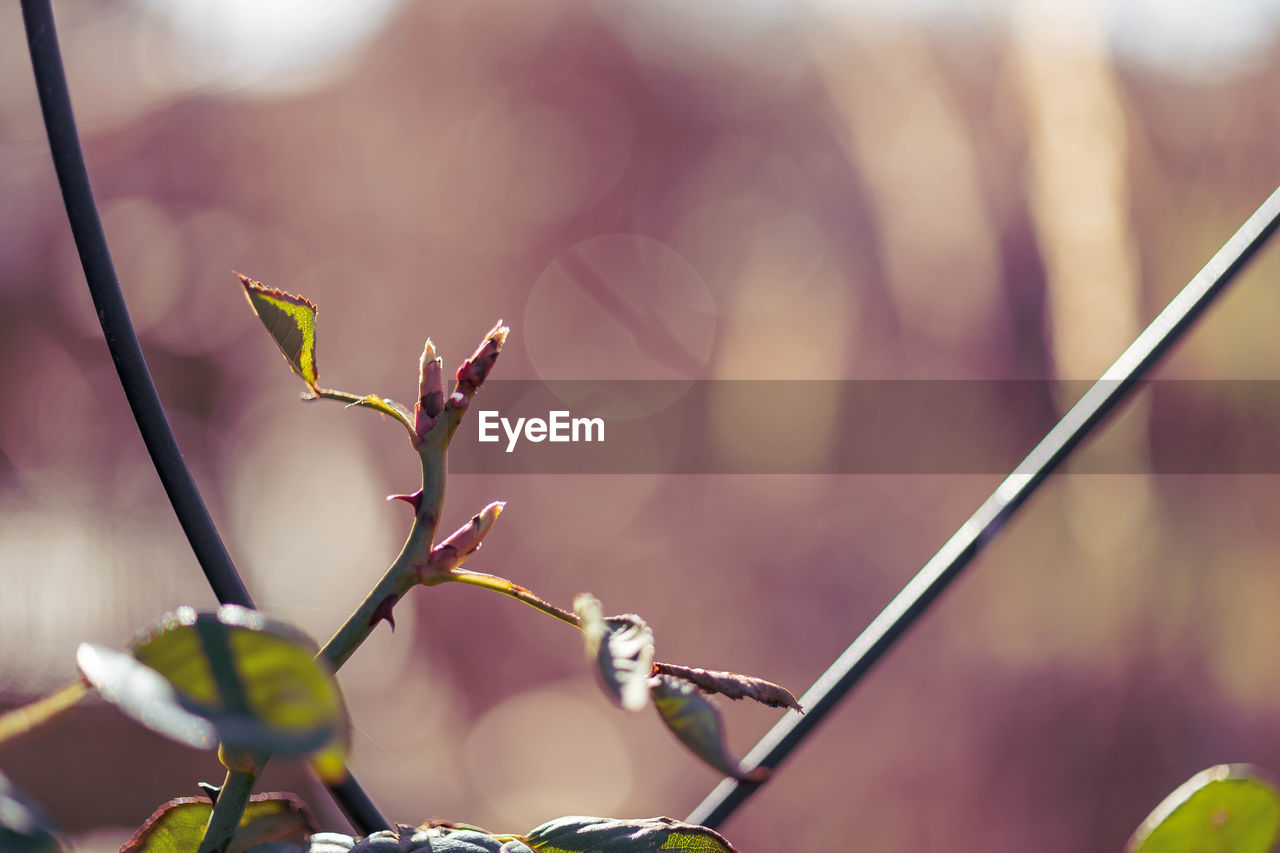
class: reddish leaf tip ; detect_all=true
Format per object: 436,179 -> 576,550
234,272 -> 318,313
487,321 -> 510,347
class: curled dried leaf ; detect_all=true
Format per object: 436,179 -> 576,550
574,595 -> 654,712
653,663 -> 803,712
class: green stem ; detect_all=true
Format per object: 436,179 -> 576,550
199,767 -> 257,853
443,570 -> 581,629
0,679 -> 89,746
309,387 -> 364,404
319,427 -> 448,671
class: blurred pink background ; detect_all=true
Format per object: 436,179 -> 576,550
3,0 -> 1280,850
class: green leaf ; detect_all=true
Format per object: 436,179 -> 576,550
79,605 -> 349,761
574,595 -> 654,712
0,771 -> 63,853
650,675 -> 762,782
345,394 -> 415,432
292,824 -> 528,852
76,642 -> 217,750
522,816 -> 738,852
239,274 -> 320,390
1126,764 -> 1280,853
121,793 -> 316,853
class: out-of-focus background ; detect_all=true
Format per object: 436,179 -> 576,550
3,0 -> 1280,849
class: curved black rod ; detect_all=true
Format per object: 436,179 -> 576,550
688,187 -> 1280,828
19,0 -> 388,835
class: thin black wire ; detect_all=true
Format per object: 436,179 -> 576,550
19,0 -> 388,835
688,186 -> 1280,828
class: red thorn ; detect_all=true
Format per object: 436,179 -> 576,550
387,489 -> 423,512
370,593 -> 400,632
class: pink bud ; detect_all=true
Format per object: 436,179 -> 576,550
452,321 -> 509,402
424,501 -> 506,574
414,339 -> 445,439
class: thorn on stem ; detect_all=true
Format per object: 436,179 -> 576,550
370,593 -> 400,632
387,490 -> 423,513
197,781 -> 221,804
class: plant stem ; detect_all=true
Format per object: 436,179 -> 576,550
198,768 -> 257,853
443,571 -> 581,629
319,429 -> 448,670
0,679 -> 89,746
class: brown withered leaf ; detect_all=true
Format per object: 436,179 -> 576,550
652,662 -> 803,713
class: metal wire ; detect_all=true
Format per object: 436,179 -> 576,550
688,186 -> 1280,828
19,0 -> 388,834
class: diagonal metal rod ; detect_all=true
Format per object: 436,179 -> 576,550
688,186 -> 1280,828
19,0 -> 388,835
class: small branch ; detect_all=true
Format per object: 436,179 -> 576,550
199,767 -> 257,853
0,679 -> 90,746
304,387 -> 418,442
442,570 -> 581,629
318,427 -> 448,671
306,388 -> 365,405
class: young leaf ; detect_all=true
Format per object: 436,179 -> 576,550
522,815 -> 739,853
238,274 -> 320,390
346,394 -> 415,430
650,675 -> 764,782
121,793 -> 316,853
1126,764 -> 1280,853
80,605 -> 350,760
574,595 -> 654,712
76,643 -> 218,750
653,663 -> 803,712
0,771 -> 63,853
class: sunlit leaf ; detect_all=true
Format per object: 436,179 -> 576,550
301,833 -> 358,852
300,823 -> 527,852
650,675 -> 762,782
522,816 -> 738,852
575,595 -> 653,712
1127,764 -> 1280,853
80,605 -> 349,759
345,394 -> 414,432
239,274 -> 320,390
121,792 -> 316,853
308,745 -> 348,785
653,664 -> 802,712
76,643 -> 217,750
0,771 -> 62,853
